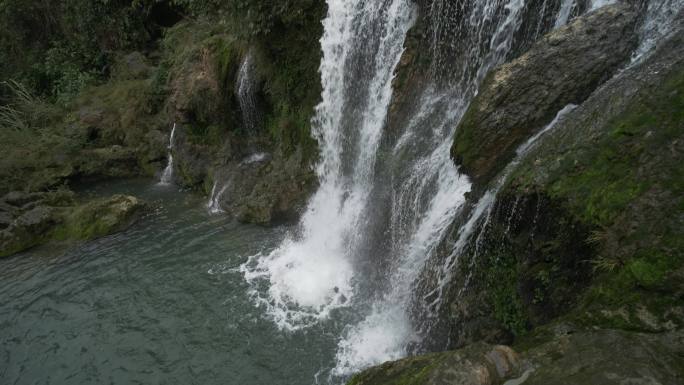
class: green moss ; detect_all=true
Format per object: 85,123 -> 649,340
486,250 -> 529,336
503,67 -> 684,331
347,354 -> 444,385
52,195 -> 144,241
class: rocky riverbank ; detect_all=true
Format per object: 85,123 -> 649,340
0,2 -> 325,256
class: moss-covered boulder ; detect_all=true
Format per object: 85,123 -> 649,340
348,327 -> 684,385
0,192 -> 145,257
348,344 -> 521,385
451,4 -> 638,186
211,149 -> 317,225
55,195 -> 145,240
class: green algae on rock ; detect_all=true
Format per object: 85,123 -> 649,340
0,192 -> 145,258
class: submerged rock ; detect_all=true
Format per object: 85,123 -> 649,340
451,4 -> 638,186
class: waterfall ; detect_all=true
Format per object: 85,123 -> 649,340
158,123 -> 177,186
236,50 -> 260,132
554,0 -> 576,28
632,0 -> 684,62
239,0 -> 683,380
241,0 -> 417,330
207,180 -> 229,214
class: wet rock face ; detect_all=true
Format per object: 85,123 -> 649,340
212,150 -> 317,225
522,328 -> 684,385
348,328 -> 684,385
451,3 -> 639,186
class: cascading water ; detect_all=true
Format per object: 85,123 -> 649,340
332,0 -> 569,374
420,105 -> 578,327
159,123 -> 177,185
633,0 -> 684,62
207,180 -> 229,214
554,0 -> 577,28
240,0 -> 683,381
236,50 -> 260,132
241,0 -> 417,331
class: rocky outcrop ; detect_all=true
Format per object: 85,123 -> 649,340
410,8 -> 684,376
451,4 -> 638,186
160,23 -> 319,225
348,327 -> 684,385
349,344 -> 521,385
56,195 -> 146,240
0,192 -> 145,257
211,150 -> 316,224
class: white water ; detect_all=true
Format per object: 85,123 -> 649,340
158,123 -> 177,185
333,0 -> 541,374
207,180 -> 229,214
589,0 -> 616,11
241,0 -> 417,330
554,0 -> 576,28
239,0 -> 683,379
632,0 -> 684,62
236,50 -> 260,132
242,152 -> 269,165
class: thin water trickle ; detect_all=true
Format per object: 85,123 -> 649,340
207,180 -> 229,214
159,123 -> 177,186
236,50 -> 260,132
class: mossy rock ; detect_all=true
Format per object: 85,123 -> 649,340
0,193 -> 145,258
451,4 -> 638,186
347,344 -> 521,385
54,195 -> 145,240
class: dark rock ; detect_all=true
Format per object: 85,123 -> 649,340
15,206 -> 56,232
522,329 -> 684,385
348,328 -> 684,385
0,205 -> 59,257
77,146 -> 141,178
0,210 -> 12,230
348,343 -> 522,385
0,194 -> 145,258
214,149 -> 316,225
2,191 -> 44,207
451,4 -> 639,186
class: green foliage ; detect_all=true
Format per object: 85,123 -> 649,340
485,250 -> 529,336
0,0 -> 155,102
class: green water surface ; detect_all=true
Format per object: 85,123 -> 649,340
0,180 -> 341,385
